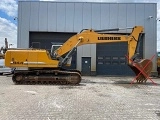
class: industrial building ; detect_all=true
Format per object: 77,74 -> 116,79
17,1 -> 157,76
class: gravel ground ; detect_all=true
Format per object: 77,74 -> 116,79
0,75 -> 160,120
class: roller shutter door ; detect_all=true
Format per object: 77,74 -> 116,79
29,32 -> 77,69
96,36 -> 143,75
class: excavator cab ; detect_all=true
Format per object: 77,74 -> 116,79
50,44 -> 62,59
50,44 -> 73,66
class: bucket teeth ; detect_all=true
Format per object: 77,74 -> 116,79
129,59 -> 153,83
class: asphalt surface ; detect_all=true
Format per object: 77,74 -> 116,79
0,75 -> 160,120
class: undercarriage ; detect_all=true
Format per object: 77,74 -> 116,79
12,69 -> 81,85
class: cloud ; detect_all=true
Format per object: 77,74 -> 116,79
0,17 -> 17,48
0,0 -> 18,17
0,0 -> 17,48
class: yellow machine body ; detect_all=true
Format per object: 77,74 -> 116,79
5,49 -> 59,68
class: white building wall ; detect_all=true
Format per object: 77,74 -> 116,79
18,1 -> 157,73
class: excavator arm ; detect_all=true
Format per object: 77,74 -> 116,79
55,26 -> 143,67
54,26 -> 152,83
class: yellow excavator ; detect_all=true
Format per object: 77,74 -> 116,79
5,26 -> 153,84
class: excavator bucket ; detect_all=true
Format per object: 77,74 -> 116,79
129,59 -> 153,83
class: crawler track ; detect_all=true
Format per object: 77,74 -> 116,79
12,69 -> 81,85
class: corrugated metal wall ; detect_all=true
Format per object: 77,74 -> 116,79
18,1 -> 157,74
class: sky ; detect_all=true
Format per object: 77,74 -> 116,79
0,0 -> 160,50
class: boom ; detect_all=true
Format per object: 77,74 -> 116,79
55,26 -> 143,66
